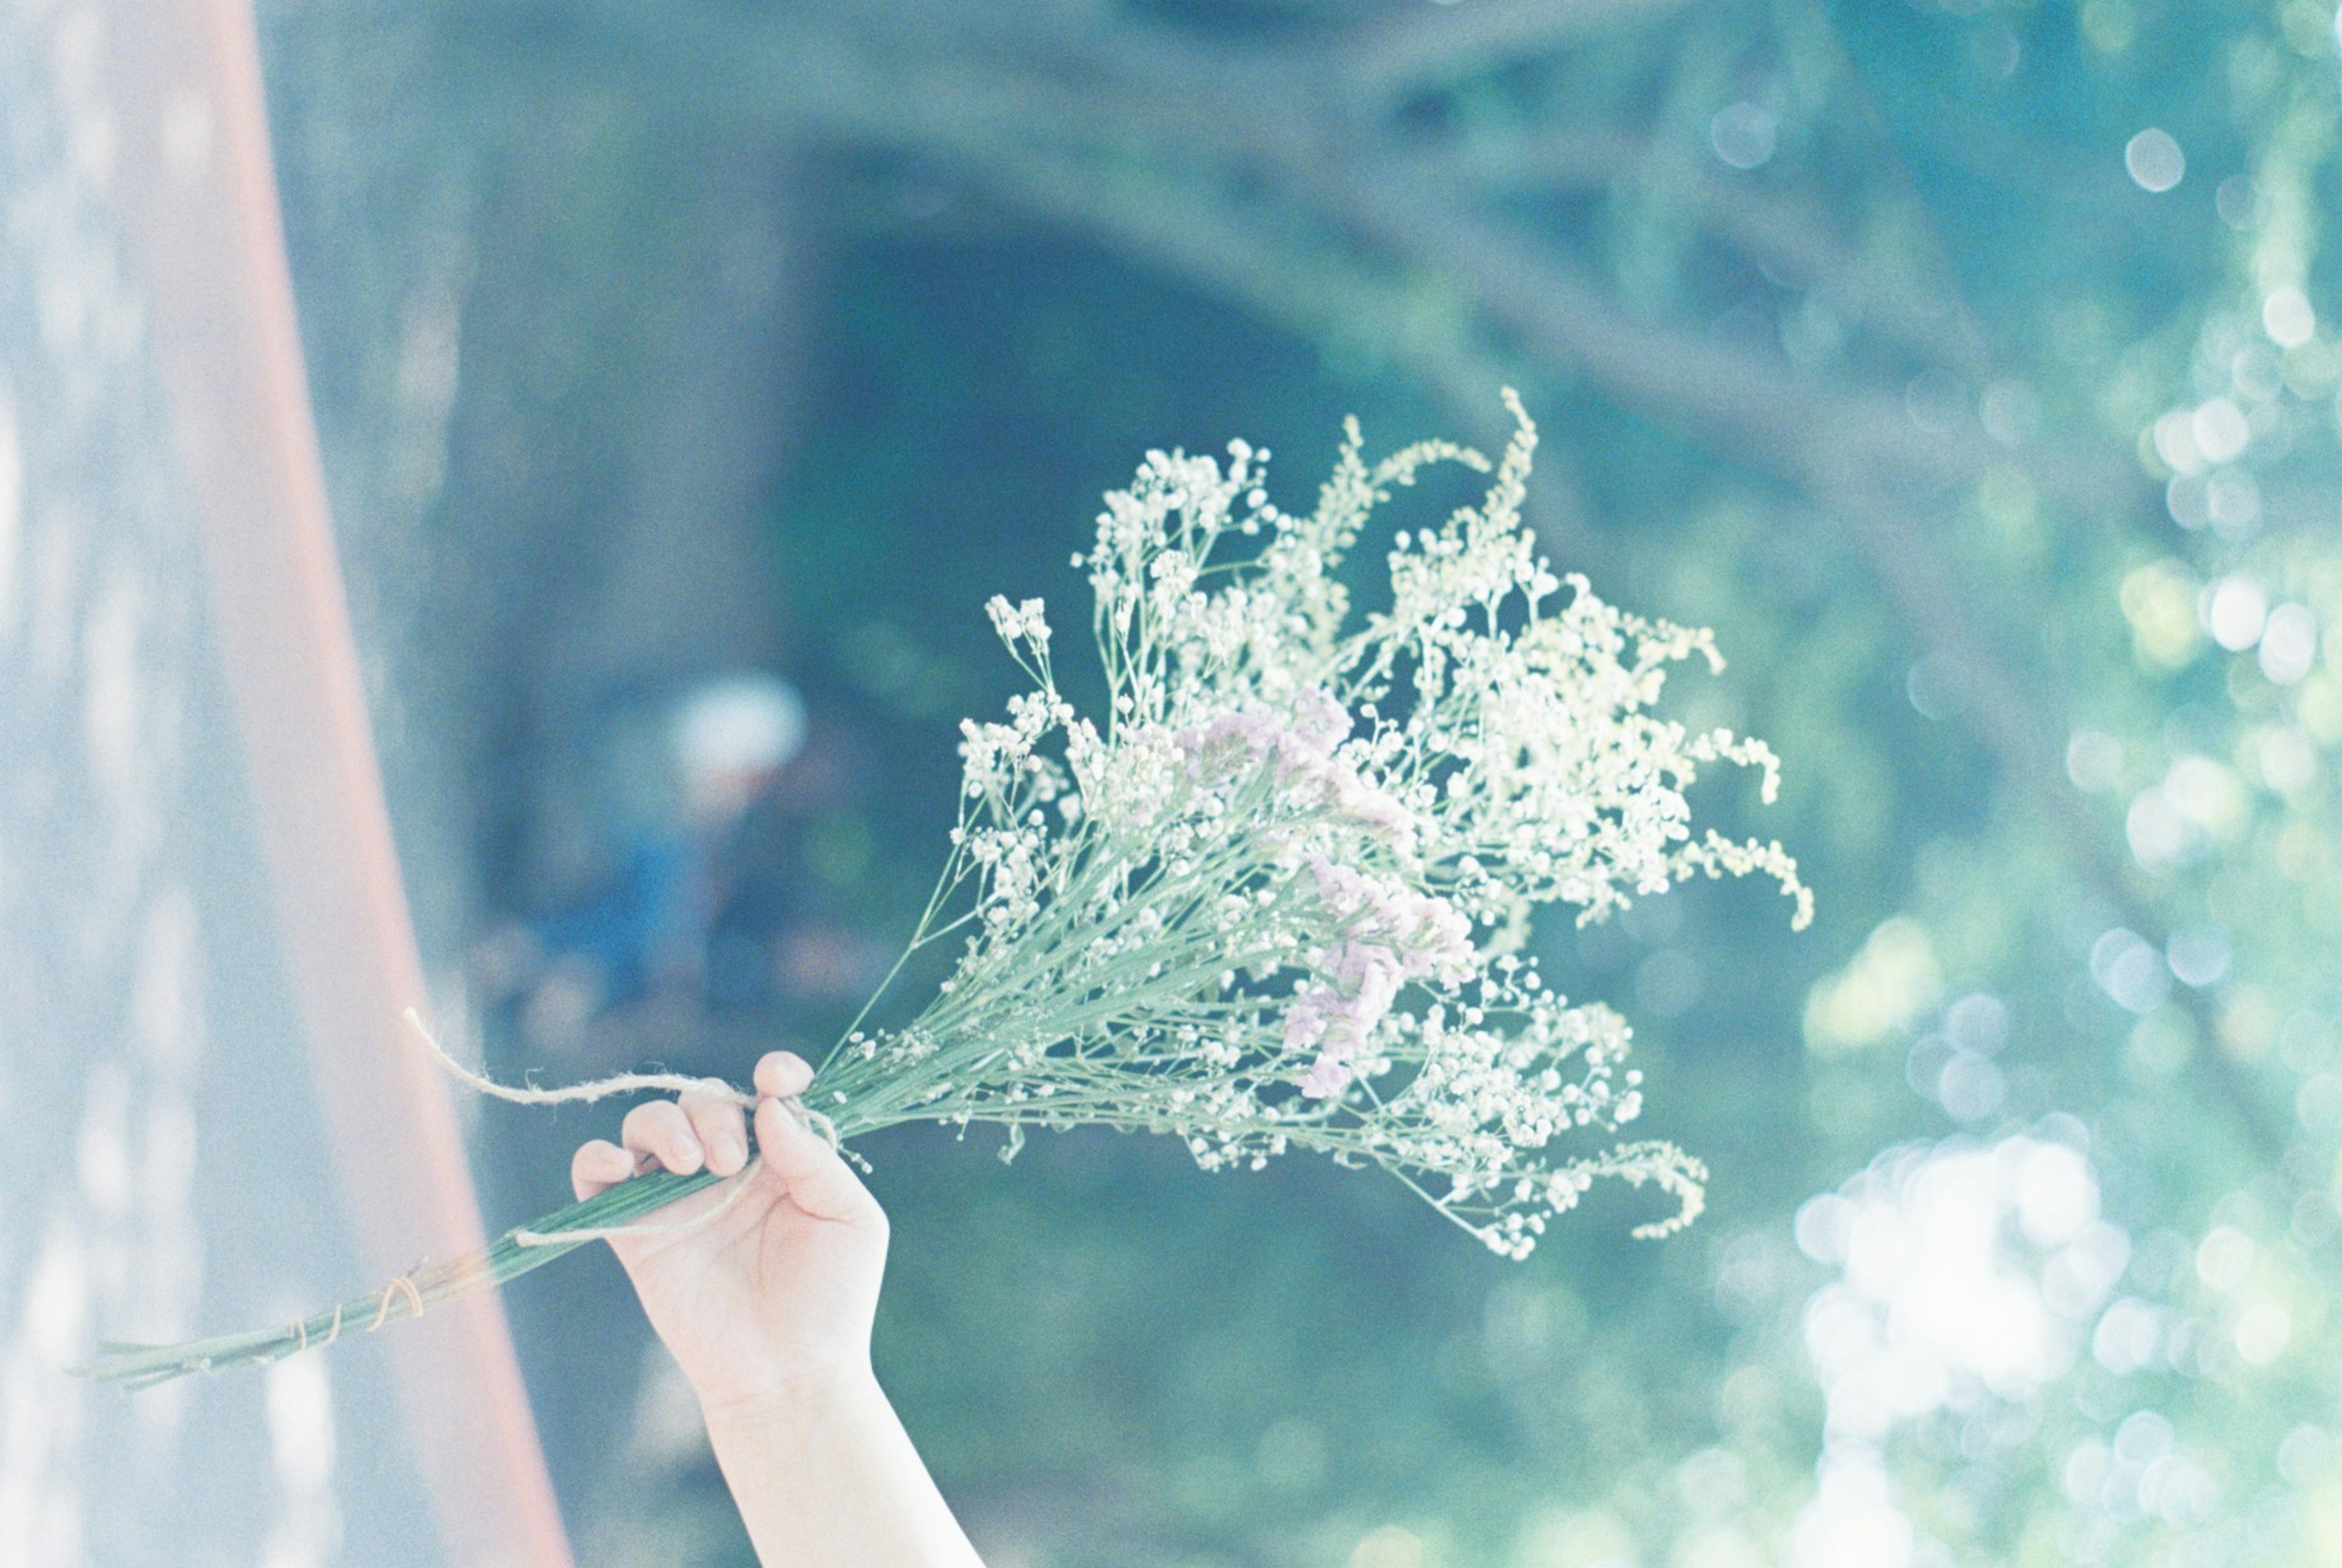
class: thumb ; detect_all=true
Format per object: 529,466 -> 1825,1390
755,1098 -> 883,1228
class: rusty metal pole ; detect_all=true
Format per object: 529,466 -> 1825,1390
102,1 -> 575,1563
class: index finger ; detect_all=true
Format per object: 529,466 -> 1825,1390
570,1139 -> 636,1201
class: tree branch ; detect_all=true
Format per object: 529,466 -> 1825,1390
1335,0 -> 1694,102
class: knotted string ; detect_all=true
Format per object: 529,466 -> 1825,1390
400,1011 -> 848,1249
370,1272 -> 426,1328
406,1007 -> 757,1109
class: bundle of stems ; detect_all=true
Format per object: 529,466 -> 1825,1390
84,393 -> 1805,1387
85,1166 -> 720,1388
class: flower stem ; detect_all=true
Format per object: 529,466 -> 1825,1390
79,1169 -> 723,1388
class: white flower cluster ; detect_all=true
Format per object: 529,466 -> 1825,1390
817,392 -> 1809,1256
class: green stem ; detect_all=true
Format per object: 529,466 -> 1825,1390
80,1169 -> 723,1389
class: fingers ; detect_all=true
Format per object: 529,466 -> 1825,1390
621,1098 -> 706,1176
679,1081 -> 750,1176
753,1050 -> 814,1100
572,1065 -> 785,1201
571,1139 -> 636,1201
756,1096 -> 884,1228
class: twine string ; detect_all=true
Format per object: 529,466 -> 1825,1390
403,1009 -> 840,1149
404,1008 -> 755,1110
392,1273 -> 425,1319
369,1272 -> 425,1331
401,1011 -> 850,1250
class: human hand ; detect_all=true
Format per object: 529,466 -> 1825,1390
570,1051 -> 888,1420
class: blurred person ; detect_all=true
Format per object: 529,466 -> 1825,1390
476,671 -> 809,1054
569,1049 -> 984,1566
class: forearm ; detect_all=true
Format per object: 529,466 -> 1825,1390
699,1367 -> 985,1568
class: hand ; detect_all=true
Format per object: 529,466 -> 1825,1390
571,1053 -> 982,1566
570,1051 -> 888,1418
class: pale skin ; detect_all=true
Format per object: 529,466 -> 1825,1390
570,1050 -> 984,1567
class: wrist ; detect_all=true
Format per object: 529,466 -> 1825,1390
693,1352 -> 884,1436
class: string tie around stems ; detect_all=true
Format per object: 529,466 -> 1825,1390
406,1007 -> 759,1110
290,1303 -> 345,1351
370,1272 -> 426,1329
401,1011 -> 847,1247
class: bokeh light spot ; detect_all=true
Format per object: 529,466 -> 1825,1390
2125,129 -> 2185,192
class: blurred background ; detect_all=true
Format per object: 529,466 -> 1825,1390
13,0 -> 2342,1564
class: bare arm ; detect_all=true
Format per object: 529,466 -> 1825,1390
571,1053 -> 984,1567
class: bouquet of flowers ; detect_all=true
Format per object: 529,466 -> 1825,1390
87,392 -> 1805,1387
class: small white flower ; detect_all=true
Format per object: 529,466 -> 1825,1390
809,393 -> 1803,1256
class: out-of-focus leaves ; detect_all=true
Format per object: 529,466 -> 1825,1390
263,0 -> 2342,1561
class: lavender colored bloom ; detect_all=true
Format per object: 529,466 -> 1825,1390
808,392 -> 1810,1256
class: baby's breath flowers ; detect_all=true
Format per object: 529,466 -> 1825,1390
84,392 -> 1805,1386
811,388 -> 1807,1257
